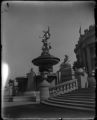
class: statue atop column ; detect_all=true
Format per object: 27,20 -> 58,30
40,26 -> 52,55
64,55 -> 69,63
60,54 -> 71,69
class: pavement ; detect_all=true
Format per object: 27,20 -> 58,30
2,101 -> 40,108
2,101 -> 95,119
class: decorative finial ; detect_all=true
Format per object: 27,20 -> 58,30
79,26 -> 81,36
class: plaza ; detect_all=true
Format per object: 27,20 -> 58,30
2,1 -> 96,120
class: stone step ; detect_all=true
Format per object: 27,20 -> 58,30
46,99 -> 95,108
56,95 -> 95,99
55,90 -> 95,97
54,92 -> 95,97
24,91 -> 36,96
49,97 -> 95,105
13,96 -> 36,102
57,89 -> 95,95
55,93 -> 95,98
54,97 -> 95,102
56,92 -> 95,96
42,100 -> 95,111
3,96 -> 36,102
42,88 -> 95,111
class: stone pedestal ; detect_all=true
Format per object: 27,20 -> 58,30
39,79 -> 50,101
88,77 -> 96,88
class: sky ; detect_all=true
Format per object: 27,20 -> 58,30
1,1 -> 95,80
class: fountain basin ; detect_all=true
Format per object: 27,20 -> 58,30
32,54 -> 60,66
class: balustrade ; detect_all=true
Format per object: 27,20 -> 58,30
49,79 -> 78,97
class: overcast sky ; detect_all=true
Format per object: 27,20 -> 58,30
2,1 -> 95,79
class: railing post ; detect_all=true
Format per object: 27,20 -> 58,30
72,82 -> 74,90
70,83 -> 72,92
63,85 -> 66,93
75,79 -> 78,89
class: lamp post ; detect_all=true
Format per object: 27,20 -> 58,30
8,79 -> 14,102
14,80 -> 18,96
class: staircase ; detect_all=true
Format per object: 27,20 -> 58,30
42,87 -> 96,111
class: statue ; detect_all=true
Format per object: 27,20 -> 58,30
40,26 -> 52,55
31,68 -> 33,72
64,55 -> 69,63
42,26 -> 51,40
60,54 -> 70,69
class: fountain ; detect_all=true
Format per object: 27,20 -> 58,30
32,26 -> 60,101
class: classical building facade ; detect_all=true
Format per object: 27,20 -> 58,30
74,25 -> 96,76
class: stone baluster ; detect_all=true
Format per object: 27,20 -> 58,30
52,89 -> 54,96
59,87 -> 61,95
60,86 -> 63,94
58,87 -> 60,95
69,83 -> 71,91
56,87 -> 58,96
68,84 -> 70,92
74,82 -> 76,90
57,87 -> 59,95
49,89 -> 51,96
66,84 -> 68,93
63,85 -> 66,93
76,79 -> 78,89
69,83 -> 71,92
55,88 -> 57,96
62,85 -> 64,94
56,88 -> 57,96
70,83 -> 72,92
67,84 -> 69,93
75,82 -> 76,90
57,87 -> 59,96
72,82 -> 74,90
49,79 -> 78,97
73,82 -> 75,90
65,84 -> 67,93
53,89 -> 55,96
51,90 -> 53,96
54,89 -> 56,96
68,83 -> 70,92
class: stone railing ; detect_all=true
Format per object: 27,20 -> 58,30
49,79 -> 78,97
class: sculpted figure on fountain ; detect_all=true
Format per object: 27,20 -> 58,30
41,26 -> 51,55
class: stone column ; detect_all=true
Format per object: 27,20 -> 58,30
86,47 -> 92,76
39,80 -> 50,101
82,49 -> 87,70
